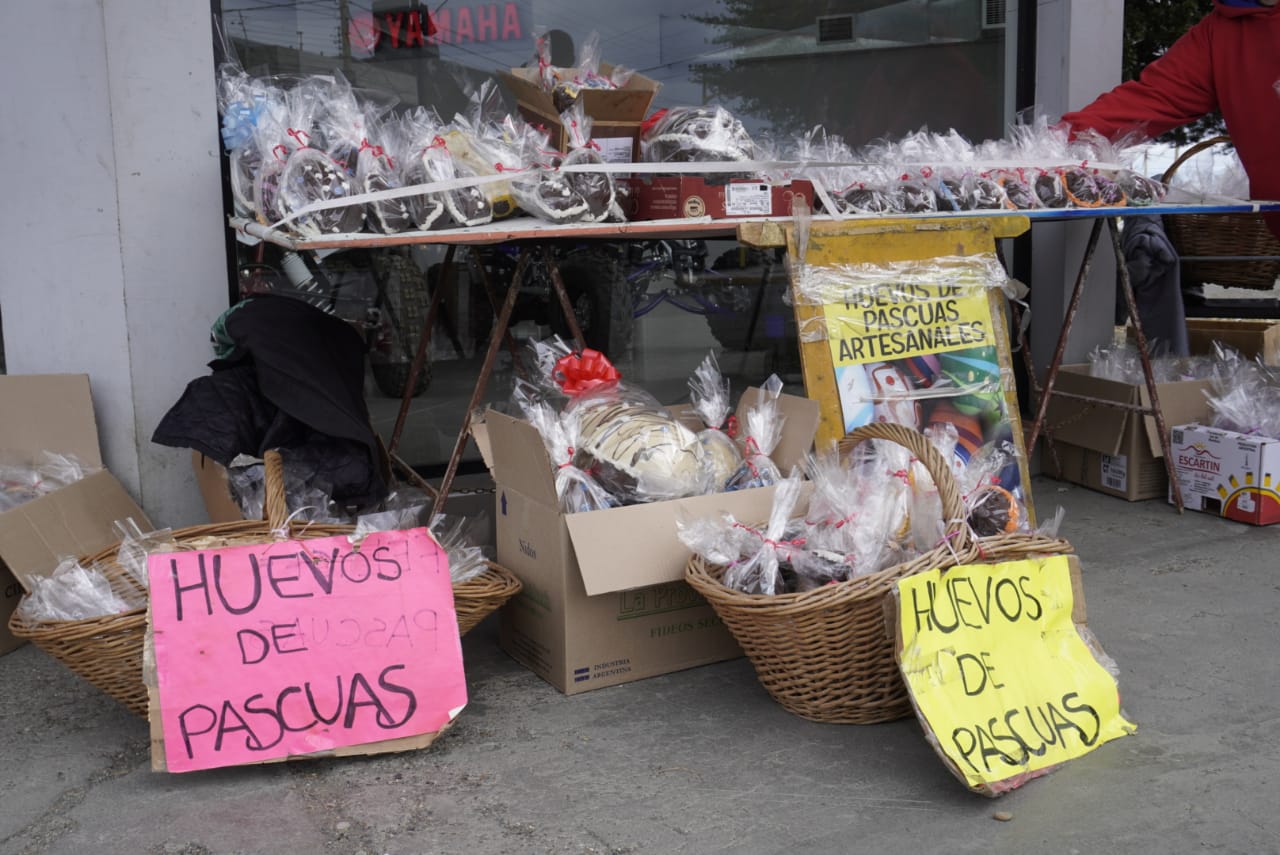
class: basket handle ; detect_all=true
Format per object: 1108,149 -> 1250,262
1161,135 -> 1230,185
836,421 -> 972,554
263,449 -> 289,531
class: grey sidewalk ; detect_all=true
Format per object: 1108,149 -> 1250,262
3,476 -> 1278,855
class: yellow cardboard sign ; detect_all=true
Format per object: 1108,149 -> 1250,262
896,555 -> 1135,792
823,279 -> 995,365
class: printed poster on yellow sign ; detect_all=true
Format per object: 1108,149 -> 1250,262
895,555 -> 1135,795
808,255 -> 1029,508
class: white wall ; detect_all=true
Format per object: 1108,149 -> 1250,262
0,0 -> 231,527
1029,0 -> 1126,373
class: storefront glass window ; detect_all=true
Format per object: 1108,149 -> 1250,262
214,0 -> 1013,473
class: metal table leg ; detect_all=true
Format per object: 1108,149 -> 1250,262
387,243 -> 456,461
543,245 -> 587,350
430,248 -> 532,519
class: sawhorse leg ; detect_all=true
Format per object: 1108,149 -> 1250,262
428,244 -> 586,518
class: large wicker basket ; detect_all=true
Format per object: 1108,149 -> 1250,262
8,450 -> 519,717
685,421 -> 1073,725
1162,136 -> 1280,291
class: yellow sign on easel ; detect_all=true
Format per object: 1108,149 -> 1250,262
894,555 -> 1135,796
738,215 -> 1036,517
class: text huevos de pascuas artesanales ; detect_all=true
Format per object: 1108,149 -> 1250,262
836,283 -> 987,361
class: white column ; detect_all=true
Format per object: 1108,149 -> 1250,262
0,0 -> 231,527
1030,0 -> 1126,373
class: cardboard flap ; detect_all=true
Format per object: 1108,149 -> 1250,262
1042,365 -> 1134,456
483,409 -> 559,507
470,421 -> 495,472
733,388 -> 822,471
565,484 -> 787,596
0,374 -> 104,466
192,452 -> 247,524
1137,379 -> 1213,459
0,471 -> 150,592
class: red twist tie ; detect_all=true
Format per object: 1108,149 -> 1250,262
724,414 -> 740,439
558,446 -> 576,469
554,349 -> 621,396
286,127 -> 311,148
272,144 -> 290,162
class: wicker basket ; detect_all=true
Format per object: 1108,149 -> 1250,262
454,561 -> 522,636
1162,136 -> 1280,291
685,421 -> 1073,725
8,450 -> 519,717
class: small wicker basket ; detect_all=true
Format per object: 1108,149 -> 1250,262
8,450 -> 520,717
685,421 -> 1073,725
1162,135 -> 1280,291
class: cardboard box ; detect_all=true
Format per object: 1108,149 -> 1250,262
192,451 -> 245,524
1186,319 -> 1280,365
498,64 -> 659,161
622,176 -> 816,221
1169,424 -> 1280,525
0,375 -> 151,654
1041,364 -> 1213,500
474,391 -> 820,694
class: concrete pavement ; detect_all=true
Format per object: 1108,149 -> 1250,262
3,475 -> 1279,855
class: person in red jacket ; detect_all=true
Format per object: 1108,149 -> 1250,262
1062,0 -> 1280,239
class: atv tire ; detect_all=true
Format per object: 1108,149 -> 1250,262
550,252 -> 634,360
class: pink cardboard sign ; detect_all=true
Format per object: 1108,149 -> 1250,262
147,528 -> 466,773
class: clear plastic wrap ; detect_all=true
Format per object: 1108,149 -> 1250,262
0,451 -> 98,512
954,441 -> 1028,537
421,137 -> 494,229
113,518 -> 176,590
16,556 -> 137,622
641,107 -> 757,164
442,80 -> 531,220
429,513 -> 491,584
399,106 -> 450,230
357,109 -> 415,234
267,76 -> 367,236
725,374 -> 786,490
687,352 -> 743,491
723,475 -> 807,595
217,63 -> 288,218
1087,343 -> 1219,384
678,475 -> 807,596
800,444 -> 908,579
1205,345 -> 1280,438
511,379 -> 617,513
571,394 -> 710,504
351,504 -> 427,541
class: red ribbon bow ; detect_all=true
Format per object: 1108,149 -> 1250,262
554,349 -> 621,396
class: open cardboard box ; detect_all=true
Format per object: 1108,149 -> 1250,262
472,389 -> 820,694
1041,364 -> 1213,500
1186,318 -> 1280,366
0,375 -> 151,654
497,63 -> 660,161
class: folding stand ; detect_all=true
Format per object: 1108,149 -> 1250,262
1023,216 -> 1185,511
383,243 -> 587,518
